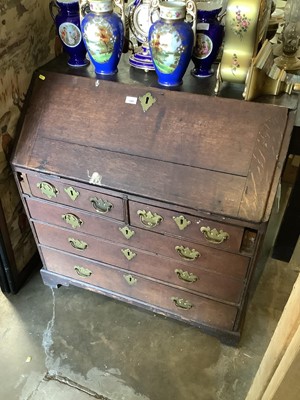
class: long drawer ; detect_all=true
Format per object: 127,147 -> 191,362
40,246 -> 238,331
34,222 -> 245,303
27,199 -> 249,280
25,173 -> 125,221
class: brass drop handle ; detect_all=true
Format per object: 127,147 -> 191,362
68,237 -> 88,250
200,226 -> 229,244
175,246 -> 200,261
90,197 -> 113,213
62,213 -> 83,229
74,265 -> 92,277
37,181 -> 59,199
137,210 -> 163,228
175,269 -> 198,283
171,297 -> 193,310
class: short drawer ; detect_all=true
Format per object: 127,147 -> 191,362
25,173 -> 124,221
129,200 -> 246,253
40,247 -> 238,331
34,223 -> 245,304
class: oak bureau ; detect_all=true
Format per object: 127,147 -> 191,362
11,58 -> 294,344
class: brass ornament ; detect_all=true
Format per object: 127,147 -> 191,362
175,245 -> 200,261
171,297 -> 193,310
64,186 -> 80,201
175,269 -> 198,283
139,92 -> 156,112
137,210 -> 163,228
119,226 -> 135,239
200,226 -> 229,244
121,248 -> 136,261
62,213 -> 83,229
74,265 -> 92,277
90,197 -> 113,213
173,215 -> 191,231
37,181 -> 59,199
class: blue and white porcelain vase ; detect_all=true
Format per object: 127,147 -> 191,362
49,0 -> 89,67
191,0 -> 224,77
81,0 -> 125,75
148,0 -> 197,87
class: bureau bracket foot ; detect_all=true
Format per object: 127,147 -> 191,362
41,269 -> 71,289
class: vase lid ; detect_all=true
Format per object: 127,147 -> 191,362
159,1 -> 186,20
89,0 -> 113,13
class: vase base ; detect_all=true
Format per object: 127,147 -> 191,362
95,69 -> 118,76
191,67 -> 214,78
157,80 -> 183,87
68,59 -> 90,68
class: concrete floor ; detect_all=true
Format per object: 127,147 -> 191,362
0,204 -> 298,400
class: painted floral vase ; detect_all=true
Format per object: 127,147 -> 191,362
81,0 -> 125,75
191,0 -> 224,78
148,0 -> 197,87
49,0 -> 89,67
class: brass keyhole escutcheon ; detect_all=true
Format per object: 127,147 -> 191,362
173,215 -> 191,231
139,92 -> 156,112
121,248 -> 136,261
37,181 -> 59,199
62,213 -> 83,229
123,274 -> 137,285
64,186 -> 80,201
119,226 -> 135,239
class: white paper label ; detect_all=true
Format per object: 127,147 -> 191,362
197,22 -> 210,31
125,96 -> 138,105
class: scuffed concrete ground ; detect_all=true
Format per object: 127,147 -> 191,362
0,252 -> 297,400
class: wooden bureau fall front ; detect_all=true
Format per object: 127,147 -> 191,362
11,68 -> 293,344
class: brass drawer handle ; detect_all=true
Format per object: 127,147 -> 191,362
37,181 -> 59,199
90,197 -> 113,213
173,215 -> 191,231
137,210 -> 163,228
62,213 -> 83,229
121,248 -> 136,261
119,226 -> 135,239
200,226 -> 229,244
74,265 -> 92,277
175,269 -> 198,283
123,274 -> 137,285
175,246 -> 200,261
171,297 -> 193,310
68,237 -> 88,250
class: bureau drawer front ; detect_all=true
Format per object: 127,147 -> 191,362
129,201 -> 245,252
26,174 -> 124,221
34,223 -> 245,303
40,247 -> 238,331
34,221 -> 248,296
